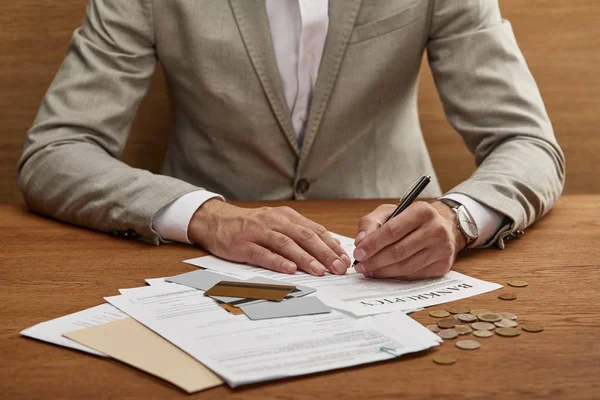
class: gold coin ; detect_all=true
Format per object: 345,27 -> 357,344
473,330 -> 494,338
508,280 -> 529,287
471,322 -> 495,331
454,325 -> 472,335
438,329 -> 459,340
427,324 -> 441,333
494,319 -> 518,328
433,355 -> 457,365
497,312 -> 518,320
457,313 -> 478,323
479,313 -> 502,323
495,327 -> 521,337
470,309 -> 491,317
498,292 -> 517,301
447,306 -> 471,314
522,323 -> 544,333
429,309 -> 450,318
437,318 -> 457,329
456,340 -> 481,350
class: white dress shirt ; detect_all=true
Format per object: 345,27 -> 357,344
153,0 -> 504,246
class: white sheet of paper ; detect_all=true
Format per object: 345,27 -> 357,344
105,284 -> 438,387
146,277 -> 169,286
20,303 -> 127,356
184,234 -> 501,316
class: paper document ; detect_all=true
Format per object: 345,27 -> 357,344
105,284 -> 438,387
20,303 -> 127,356
184,235 -> 501,316
64,318 -> 223,393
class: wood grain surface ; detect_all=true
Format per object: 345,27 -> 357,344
1,196 -> 599,399
1,0 -> 599,203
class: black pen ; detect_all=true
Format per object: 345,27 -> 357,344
352,175 -> 431,266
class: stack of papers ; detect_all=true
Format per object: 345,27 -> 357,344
20,233 -> 501,392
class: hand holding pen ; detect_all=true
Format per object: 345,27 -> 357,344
352,175 -> 466,280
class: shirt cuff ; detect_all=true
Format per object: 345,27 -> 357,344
153,190 -> 224,244
441,193 -> 505,247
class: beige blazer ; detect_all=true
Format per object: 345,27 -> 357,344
18,0 -> 565,246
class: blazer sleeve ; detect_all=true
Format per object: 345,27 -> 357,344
17,0 -> 199,245
426,0 -> 566,247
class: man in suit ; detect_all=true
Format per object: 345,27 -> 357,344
17,1 -> 564,280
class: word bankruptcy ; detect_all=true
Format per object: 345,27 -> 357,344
359,283 -> 474,307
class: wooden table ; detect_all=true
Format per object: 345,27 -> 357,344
1,195 -> 599,399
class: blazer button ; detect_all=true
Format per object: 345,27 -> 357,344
295,179 -> 310,194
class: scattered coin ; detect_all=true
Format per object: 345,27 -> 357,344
522,323 -> 544,333
437,319 -> 457,329
456,340 -> 481,350
454,325 -> 472,335
447,306 -> 471,314
429,309 -> 451,318
452,315 -> 463,323
478,313 -> 502,323
471,322 -> 496,331
438,329 -> 459,340
457,313 -> 478,323
508,280 -> 529,288
473,330 -> 494,338
495,319 -> 518,328
427,324 -> 441,333
497,312 -> 518,320
498,292 -> 517,301
433,355 -> 457,365
470,309 -> 491,317
495,327 -> 521,337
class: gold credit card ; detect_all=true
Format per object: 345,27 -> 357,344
205,281 -> 295,301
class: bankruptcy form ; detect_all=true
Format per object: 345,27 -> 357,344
105,284 -> 438,387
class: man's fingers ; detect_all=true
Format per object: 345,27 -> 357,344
259,231 -> 328,276
355,228 -> 430,274
296,214 -> 350,262
400,260 -> 450,281
280,212 -> 349,274
275,223 -> 346,275
353,202 -> 432,263
362,249 -> 432,279
355,204 -> 396,245
242,243 -> 297,274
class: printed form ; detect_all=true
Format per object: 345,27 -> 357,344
105,284 -> 438,387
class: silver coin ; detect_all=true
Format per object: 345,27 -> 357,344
457,313 -> 478,323
427,324 -> 441,332
456,340 -> 481,350
438,329 -> 459,340
471,322 -> 495,331
494,319 -> 518,328
473,330 -> 494,338
453,325 -> 472,335
497,312 -> 518,320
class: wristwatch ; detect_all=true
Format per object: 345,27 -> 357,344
439,198 -> 478,249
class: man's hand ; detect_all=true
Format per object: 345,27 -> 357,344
188,199 -> 351,276
353,201 -> 466,280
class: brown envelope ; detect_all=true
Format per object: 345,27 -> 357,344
64,318 -> 223,393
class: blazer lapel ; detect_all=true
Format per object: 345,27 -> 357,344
229,0 -> 299,155
297,0 -> 363,171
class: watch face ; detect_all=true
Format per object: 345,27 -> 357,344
457,207 -> 478,239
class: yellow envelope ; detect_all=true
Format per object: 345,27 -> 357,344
64,318 -> 223,393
